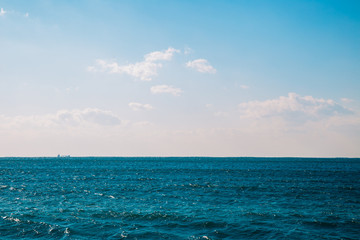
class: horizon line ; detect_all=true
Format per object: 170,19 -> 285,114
0,156 -> 359,159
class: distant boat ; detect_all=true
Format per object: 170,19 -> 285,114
57,154 -> 71,158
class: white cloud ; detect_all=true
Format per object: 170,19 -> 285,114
144,47 -> 180,62
0,8 -> 29,18
129,102 -> 153,111
186,59 -> 216,74
88,47 -> 180,81
0,8 -> 7,16
150,85 -> 182,96
238,93 -> 352,121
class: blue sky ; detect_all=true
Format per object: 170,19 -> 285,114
0,0 -> 359,157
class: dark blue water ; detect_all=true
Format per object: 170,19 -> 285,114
0,157 -> 359,239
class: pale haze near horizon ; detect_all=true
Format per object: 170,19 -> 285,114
0,0 -> 359,157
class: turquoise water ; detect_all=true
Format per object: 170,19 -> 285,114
0,157 -> 359,239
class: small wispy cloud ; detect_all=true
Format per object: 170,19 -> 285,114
0,8 -> 30,18
341,98 -> 353,103
150,85 -> 182,96
55,108 -> 123,126
0,108 -> 124,129
0,8 -> 7,16
128,102 -> 153,111
186,59 -> 216,74
240,85 -> 249,89
88,47 -> 180,81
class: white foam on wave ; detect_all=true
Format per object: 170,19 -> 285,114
120,231 -> 128,238
2,216 -> 21,223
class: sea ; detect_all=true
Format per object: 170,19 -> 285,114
0,157 -> 359,239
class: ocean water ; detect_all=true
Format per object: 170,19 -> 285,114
0,157 -> 359,240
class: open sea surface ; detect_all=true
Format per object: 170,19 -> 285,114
0,157 -> 359,239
